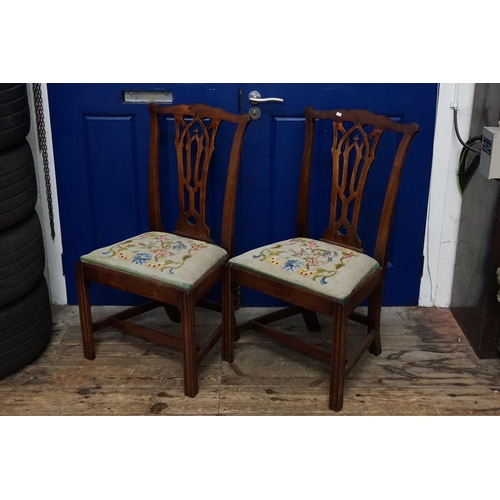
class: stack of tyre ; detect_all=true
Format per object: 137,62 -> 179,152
0,83 -> 52,378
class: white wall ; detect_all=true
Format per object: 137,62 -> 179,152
419,83 -> 475,307
29,83 -> 474,307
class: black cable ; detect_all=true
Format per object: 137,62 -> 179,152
453,107 -> 481,154
457,136 -> 482,195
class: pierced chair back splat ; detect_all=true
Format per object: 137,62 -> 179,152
76,103 -> 250,398
223,107 -> 419,411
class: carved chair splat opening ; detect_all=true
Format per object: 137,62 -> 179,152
325,120 -> 383,250
174,114 -> 221,240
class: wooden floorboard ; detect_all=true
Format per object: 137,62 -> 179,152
1,305 -> 499,416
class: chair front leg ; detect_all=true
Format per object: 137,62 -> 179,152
329,303 -> 348,412
75,261 -> 95,360
181,292 -> 198,398
222,264 -> 235,363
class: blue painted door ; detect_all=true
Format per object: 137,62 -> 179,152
48,83 -> 437,306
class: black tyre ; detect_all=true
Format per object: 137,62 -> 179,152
0,140 -> 38,230
0,211 -> 45,308
0,84 -> 30,150
0,277 -> 52,379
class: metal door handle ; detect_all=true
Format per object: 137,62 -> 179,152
248,90 -> 284,104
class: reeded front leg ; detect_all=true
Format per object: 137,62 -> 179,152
367,284 -> 383,356
222,264 -> 235,363
329,303 -> 348,412
181,292 -> 198,397
75,261 -> 95,360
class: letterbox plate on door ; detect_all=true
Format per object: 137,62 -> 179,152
122,91 -> 173,104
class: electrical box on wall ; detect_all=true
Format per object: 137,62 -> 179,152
479,127 -> 500,179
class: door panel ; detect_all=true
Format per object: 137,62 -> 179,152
83,115 -> 143,243
48,83 -> 437,306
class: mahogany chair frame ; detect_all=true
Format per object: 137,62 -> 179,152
222,107 -> 419,411
76,103 -> 250,398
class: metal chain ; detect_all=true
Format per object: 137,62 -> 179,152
32,83 -> 55,239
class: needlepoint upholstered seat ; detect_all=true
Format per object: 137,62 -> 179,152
81,232 -> 228,291
230,236 -> 380,301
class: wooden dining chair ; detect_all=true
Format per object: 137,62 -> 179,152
75,103 -> 250,398
222,107 -> 419,411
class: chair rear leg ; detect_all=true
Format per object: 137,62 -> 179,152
222,266 -> 235,362
232,285 -> 241,342
163,304 -> 181,323
367,284 -> 383,356
75,261 -> 95,360
302,310 -> 322,332
181,293 -> 198,398
329,303 -> 348,412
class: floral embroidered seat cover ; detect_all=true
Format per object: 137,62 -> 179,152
229,237 -> 380,301
81,231 -> 227,290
